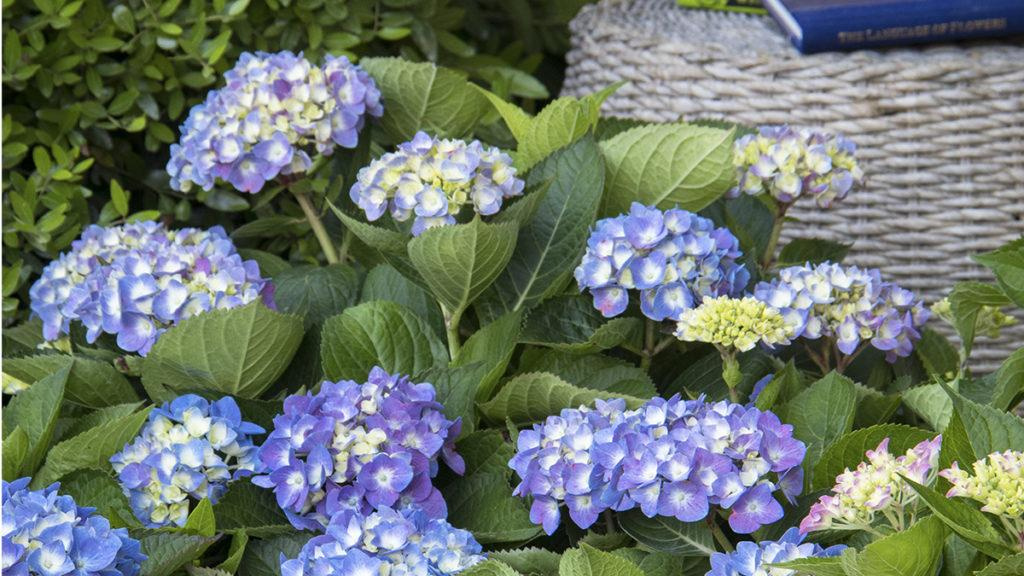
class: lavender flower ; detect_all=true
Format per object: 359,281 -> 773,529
574,203 -> 750,322
707,527 -> 846,576
280,505 -> 484,576
167,51 -> 382,194
753,262 -> 928,363
2,478 -> 146,575
110,395 -> 265,528
730,126 -> 863,208
800,436 -> 942,535
252,367 -> 464,530
29,222 -> 273,356
941,450 -> 1024,550
349,131 -> 525,235
509,395 -> 805,535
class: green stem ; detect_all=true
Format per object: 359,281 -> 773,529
441,304 -> 462,362
337,229 -> 353,263
292,189 -> 339,264
721,348 -> 742,403
604,510 -> 617,534
707,517 -> 734,552
761,202 -> 790,270
641,318 -> 657,371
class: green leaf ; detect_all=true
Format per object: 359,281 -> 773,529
664,349 -> 775,403
454,309 -> 523,402
415,362 -> 490,435
852,383 -> 901,428
238,534 -> 308,576
3,363 -> 68,475
753,360 -> 803,411
843,516 -> 948,576
778,371 -> 858,488
361,264 -> 445,336
559,543 -> 645,576
59,469 -> 139,528
139,532 -> 218,576
3,354 -> 138,408
184,498 -> 216,537
408,218 -> 518,316
272,264 -> 361,327
903,383 -> 953,431
476,137 -> 605,319
776,238 -> 852,266
992,347 -> 1024,411
359,57 -> 489,145
321,300 -> 447,381
461,560 -> 524,576
331,206 -> 423,284
62,402 -> 145,441
948,282 -> 1012,357
617,510 -> 715,556
976,554 -> 1024,576
903,476 -> 1015,559
142,303 -> 303,400
769,557 -> 847,576
33,406 -> 152,487
237,249 -> 291,277
915,328 -> 960,381
489,547 -> 560,576
213,476 -> 291,535
443,473 -> 540,543
517,349 -> 656,399
519,295 -> 643,354
973,239 -> 1024,308
946,385 -> 1024,459
2,427 -> 29,481
600,122 -> 735,215
812,424 -> 936,491
217,530 -> 248,574
111,179 -> 129,216
479,372 -> 645,425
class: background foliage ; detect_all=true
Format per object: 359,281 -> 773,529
1,0 -> 590,320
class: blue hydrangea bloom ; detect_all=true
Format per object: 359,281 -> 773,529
280,505 -> 484,576
2,478 -> 146,575
167,51 -> 382,194
509,396 -> 805,535
28,222 -> 274,356
729,125 -> 863,208
349,131 -> 525,235
252,367 -> 465,530
753,262 -> 929,362
110,395 -> 265,528
707,527 -> 846,576
574,203 -> 749,321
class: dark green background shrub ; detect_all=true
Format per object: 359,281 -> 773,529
1,0 -> 590,321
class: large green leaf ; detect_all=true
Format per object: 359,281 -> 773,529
139,532 -> 218,576
238,534 -> 308,576
600,122 -> 735,215
272,264 -> 361,327
184,498 -> 216,537
753,360 -> 804,411
976,554 -> 1024,576
2,427 -> 29,481
947,282 -> 1012,357
903,477 -> 1015,559
517,349 -> 656,399
902,383 -> 953,431
320,300 -> 447,381
518,295 -> 643,354
842,516 -> 948,576
559,543 -> 645,576
33,406 -> 152,487
812,424 -> 936,491
476,137 -> 605,320
973,238 -> 1024,308
664,349 -> 776,402
914,328 -> 960,381
453,309 -> 523,402
3,363 -> 68,476
617,510 -> 716,556
992,347 -> 1024,411
461,560 -> 524,576
489,548 -> 560,576
331,205 -> 424,285
141,303 -> 303,400
778,371 -> 858,488
770,557 -> 846,576
60,469 -> 139,528
479,372 -> 644,425
946,385 -> 1024,459
3,354 -> 138,408
415,362 -> 491,435
362,264 -> 445,336
408,218 -> 518,316
214,479 -> 291,536
360,57 -> 489,145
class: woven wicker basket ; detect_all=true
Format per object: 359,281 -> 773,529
562,0 -> 1024,371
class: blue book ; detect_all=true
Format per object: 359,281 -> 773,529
762,0 -> 1024,53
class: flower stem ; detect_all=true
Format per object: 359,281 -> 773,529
441,303 -> 462,362
641,318 -> 657,371
720,348 -> 742,403
761,202 -> 790,270
707,517 -> 734,552
604,510 -> 617,534
292,189 -> 339,264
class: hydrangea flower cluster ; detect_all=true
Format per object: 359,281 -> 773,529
708,527 -> 846,576
800,436 -> 942,534
2,478 -> 146,575
941,450 -> 1024,549
252,367 -> 464,530
280,505 -> 484,576
29,222 -> 273,356
110,395 -> 265,528
729,125 -> 864,208
349,131 -> 525,235
574,203 -> 750,322
168,51 -> 382,193
509,395 -> 805,535
753,262 -> 928,363
674,296 -> 798,352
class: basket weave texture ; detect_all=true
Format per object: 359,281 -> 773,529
562,0 -> 1024,371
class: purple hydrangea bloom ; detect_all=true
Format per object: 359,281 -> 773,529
109,395 -> 265,528
509,395 -> 805,535
2,478 -> 146,575
707,527 -> 846,576
252,367 -> 464,530
280,505 -> 484,576
753,262 -> 929,362
349,131 -> 525,235
574,203 -> 750,321
29,221 -> 274,356
729,125 -> 864,208
167,51 -> 382,194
